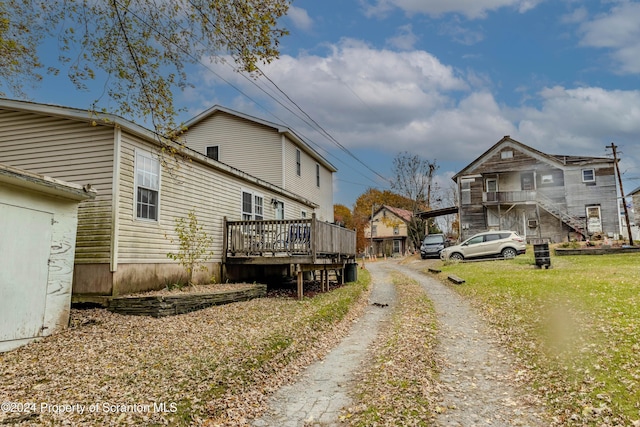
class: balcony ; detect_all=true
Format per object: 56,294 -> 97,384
483,190 -> 537,204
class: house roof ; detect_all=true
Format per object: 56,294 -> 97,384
627,186 -> 640,197
453,135 -> 614,180
182,105 -> 337,173
0,98 -> 318,208
374,205 -> 414,223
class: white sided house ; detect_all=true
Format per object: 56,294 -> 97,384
179,106 -> 336,222
0,164 -> 95,352
0,98 -> 342,298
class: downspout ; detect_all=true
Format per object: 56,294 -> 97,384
109,127 -> 121,272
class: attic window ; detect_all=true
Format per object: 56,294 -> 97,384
206,145 -> 219,161
501,150 -> 513,159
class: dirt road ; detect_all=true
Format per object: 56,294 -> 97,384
253,259 -> 549,426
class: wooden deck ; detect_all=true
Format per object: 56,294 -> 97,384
223,215 -> 357,298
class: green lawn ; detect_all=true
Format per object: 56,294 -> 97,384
431,248 -> 640,425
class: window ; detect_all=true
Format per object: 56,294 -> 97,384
461,179 -> 473,205
242,190 -> 264,220
393,225 -> 399,235
486,178 -> 497,192
275,201 -> 284,220
135,149 -> 160,220
582,169 -> 595,183
296,149 -> 301,176
254,195 -> 263,220
205,145 -> 219,161
301,210 -> 307,218
316,164 -> 320,187
501,150 -> 513,159
242,191 -> 253,220
371,225 -> 377,237
541,174 -> 553,184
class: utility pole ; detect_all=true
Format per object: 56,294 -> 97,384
607,143 -> 634,246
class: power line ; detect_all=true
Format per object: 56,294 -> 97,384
113,0 -> 389,188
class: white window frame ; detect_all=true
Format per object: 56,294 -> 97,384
205,145 -> 219,161
275,201 -> 284,220
582,168 -> 595,183
501,150 -> 513,159
296,149 -> 301,176
301,210 -> 307,219
241,189 -> 264,220
541,174 -> 553,184
316,163 -> 320,187
134,148 -> 160,221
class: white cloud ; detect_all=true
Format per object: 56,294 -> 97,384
286,6 -> 314,32
362,0 -> 543,19
577,2 -> 640,74
195,39 -> 640,188
386,24 -> 419,50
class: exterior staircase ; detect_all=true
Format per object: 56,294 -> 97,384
536,192 -> 586,237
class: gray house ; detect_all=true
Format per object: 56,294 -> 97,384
453,136 -> 619,243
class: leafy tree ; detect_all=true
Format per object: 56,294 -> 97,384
1,0 -> 289,137
390,152 -> 439,250
166,210 -> 214,285
333,204 -> 354,229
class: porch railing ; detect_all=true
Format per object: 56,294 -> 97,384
483,190 -> 537,203
224,214 -> 356,258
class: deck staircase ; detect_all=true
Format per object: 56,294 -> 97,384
536,192 -> 586,237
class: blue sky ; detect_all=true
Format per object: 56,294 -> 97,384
13,0 -> 640,209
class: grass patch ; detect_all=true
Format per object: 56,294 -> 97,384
347,272 -> 439,426
432,248 -> 640,425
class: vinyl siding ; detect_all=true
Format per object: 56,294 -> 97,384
181,112 -> 283,186
283,138 -> 334,221
117,131 -> 312,264
0,109 -> 114,263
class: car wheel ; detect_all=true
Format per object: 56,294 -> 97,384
450,252 -> 464,261
502,247 -> 517,259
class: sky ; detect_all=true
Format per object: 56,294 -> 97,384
13,0 -> 640,210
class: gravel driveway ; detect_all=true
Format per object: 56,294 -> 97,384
253,259 -> 550,426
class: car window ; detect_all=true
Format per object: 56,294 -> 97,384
466,236 -> 484,245
499,233 -> 512,239
423,235 -> 444,244
484,234 -> 500,242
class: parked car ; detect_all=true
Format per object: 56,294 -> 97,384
440,230 -> 526,261
420,234 -> 448,259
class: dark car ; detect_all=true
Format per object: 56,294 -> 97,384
420,234 -> 447,259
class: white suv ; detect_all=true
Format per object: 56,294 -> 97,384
440,231 -> 526,261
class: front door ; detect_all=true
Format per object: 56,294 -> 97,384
586,205 -> 602,234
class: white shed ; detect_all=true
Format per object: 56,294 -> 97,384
0,164 -> 95,352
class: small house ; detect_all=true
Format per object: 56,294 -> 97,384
364,205 -> 415,256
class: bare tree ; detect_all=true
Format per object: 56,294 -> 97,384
390,152 -> 439,250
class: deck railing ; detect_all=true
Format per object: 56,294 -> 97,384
224,214 -> 356,258
483,190 -> 537,203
